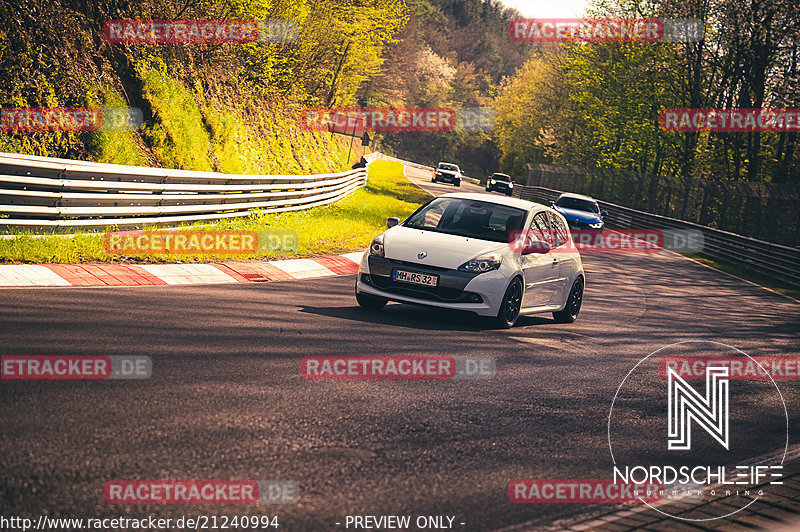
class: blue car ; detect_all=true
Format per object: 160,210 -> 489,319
549,193 -> 607,230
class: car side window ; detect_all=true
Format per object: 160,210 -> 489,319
549,212 -> 569,247
529,211 -> 552,246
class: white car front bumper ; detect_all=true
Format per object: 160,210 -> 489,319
355,252 -> 508,317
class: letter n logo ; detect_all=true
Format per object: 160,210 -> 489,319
667,365 -> 729,450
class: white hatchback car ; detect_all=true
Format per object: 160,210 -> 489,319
355,193 -> 585,328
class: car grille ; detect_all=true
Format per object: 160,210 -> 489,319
389,259 -> 450,272
568,220 -> 594,229
364,257 -> 481,303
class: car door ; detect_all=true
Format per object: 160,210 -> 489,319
546,211 -> 575,305
521,211 -> 560,308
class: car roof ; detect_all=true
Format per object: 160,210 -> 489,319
491,173 -> 511,178
437,192 -> 547,211
557,192 -> 597,202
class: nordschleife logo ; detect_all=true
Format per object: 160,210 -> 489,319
667,365 -> 729,450
607,340 -> 789,521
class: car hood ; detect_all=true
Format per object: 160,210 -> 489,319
554,206 -> 602,223
384,226 -> 506,269
437,170 -> 458,176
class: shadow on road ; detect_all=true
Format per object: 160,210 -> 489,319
297,302 -> 554,331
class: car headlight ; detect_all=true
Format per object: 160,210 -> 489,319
458,252 -> 502,273
490,179 -> 496,184
370,234 -> 385,257
508,182 -> 514,187
435,171 -> 442,175
589,222 -> 603,229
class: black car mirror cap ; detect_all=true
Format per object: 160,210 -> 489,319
387,217 -> 400,228
601,209 -> 608,217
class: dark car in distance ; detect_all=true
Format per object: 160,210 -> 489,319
486,173 -> 514,195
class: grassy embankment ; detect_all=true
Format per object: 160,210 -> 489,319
0,66 -> 433,264
0,160 -> 429,264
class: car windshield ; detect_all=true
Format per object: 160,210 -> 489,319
404,198 -> 526,243
492,174 -> 511,182
555,196 -> 599,213
438,164 -> 458,172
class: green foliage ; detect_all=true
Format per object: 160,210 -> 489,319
560,40 -> 682,175
493,57 -> 559,175
372,0 -> 529,177
493,0 -> 799,183
199,0 -> 409,105
140,68 -> 214,171
0,0 -> 406,174
85,86 -> 148,166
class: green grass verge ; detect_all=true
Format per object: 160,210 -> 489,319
0,160 -> 429,264
683,253 -> 800,301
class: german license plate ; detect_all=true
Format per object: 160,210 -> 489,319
392,269 -> 438,287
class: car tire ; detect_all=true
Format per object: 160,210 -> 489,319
431,177 -> 436,183
493,277 -> 523,329
356,289 -> 388,310
553,277 -> 583,323
455,179 -> 461,187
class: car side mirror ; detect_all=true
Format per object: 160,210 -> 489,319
601,210 -> 608,217
387,217 -> 400,228
549,200 -> 555,207
522,240 -> 551,255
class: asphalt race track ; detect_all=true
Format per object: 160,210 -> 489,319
1,164 -> 798,530
409,165 -> 486,197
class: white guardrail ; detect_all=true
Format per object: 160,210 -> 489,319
0,152 -> 379,231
